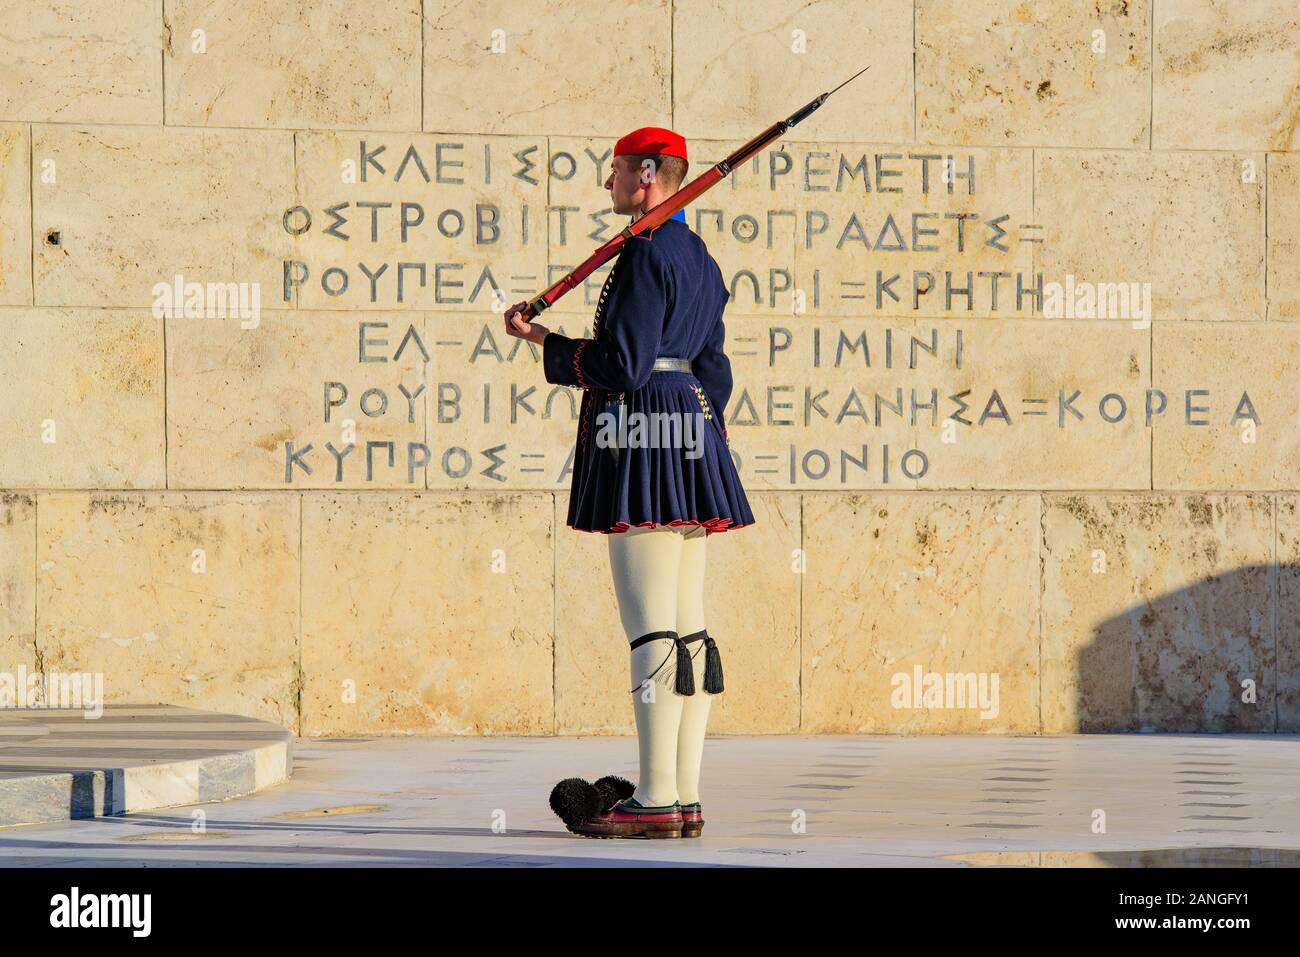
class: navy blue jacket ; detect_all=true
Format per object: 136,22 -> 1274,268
541,215 -> 734,423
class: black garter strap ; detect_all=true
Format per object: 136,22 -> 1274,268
679,629 -> 708,649
628,630 -> 677,651
628,629 -> 724,695
628,630 -> 694,695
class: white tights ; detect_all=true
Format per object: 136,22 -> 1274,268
607,524 -> 715,808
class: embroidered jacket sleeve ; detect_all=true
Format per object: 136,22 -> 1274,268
541,235 -> 670,393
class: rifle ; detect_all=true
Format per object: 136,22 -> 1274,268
507,65 -> 870,323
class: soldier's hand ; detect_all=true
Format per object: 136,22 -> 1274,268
505,301 -> 549,345
504,300 -> 528,324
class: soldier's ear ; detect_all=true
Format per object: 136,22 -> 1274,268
638,157 -> 658,186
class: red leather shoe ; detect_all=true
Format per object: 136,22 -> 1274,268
567,798 -> 683,839
680,802 -> 704,837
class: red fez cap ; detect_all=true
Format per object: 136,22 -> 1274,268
613,126 -> 688,161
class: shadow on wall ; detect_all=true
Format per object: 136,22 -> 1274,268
1074,563 -> 1295,733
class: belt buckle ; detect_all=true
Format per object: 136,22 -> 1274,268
654,356 -> 692,374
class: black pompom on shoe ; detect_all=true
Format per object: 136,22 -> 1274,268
593,774 -> 636,810
549,777 -> 604,827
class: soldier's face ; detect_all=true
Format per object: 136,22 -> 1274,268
605,156 -> 650,215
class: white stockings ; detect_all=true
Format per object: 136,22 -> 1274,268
607,524 -> 715,807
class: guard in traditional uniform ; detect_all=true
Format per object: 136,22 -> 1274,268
505,126 -> 755,838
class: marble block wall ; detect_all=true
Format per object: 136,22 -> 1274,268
1,0 -> 1298,735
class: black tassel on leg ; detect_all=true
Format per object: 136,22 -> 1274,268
672,632 -> 696,695
628,630 -> 688,695
702,634 -> 725,694
680,629 -> 723,695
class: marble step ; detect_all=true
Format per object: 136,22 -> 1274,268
0,704 -> 292,827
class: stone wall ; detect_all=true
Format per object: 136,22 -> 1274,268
1,0 -> 1298,734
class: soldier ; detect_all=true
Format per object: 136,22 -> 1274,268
505,126 -> 755,838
